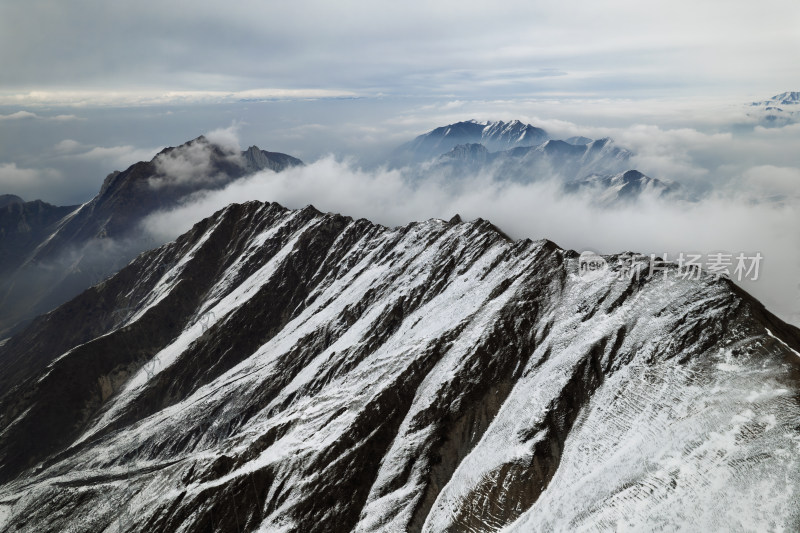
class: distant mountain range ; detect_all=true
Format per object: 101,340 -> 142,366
0,118 -> 690,338
436,137 -> 633,179
0,137 -> 302,337
398,120 -> 676,204
394,119 -> 549,162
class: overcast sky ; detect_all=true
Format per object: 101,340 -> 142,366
1,0 -> 799,104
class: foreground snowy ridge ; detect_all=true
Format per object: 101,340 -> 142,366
0,201 -> 798,532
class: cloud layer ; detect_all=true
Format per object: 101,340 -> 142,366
142,154 -> 800,326
1,1 -> 798,102
0,111 -> 79,121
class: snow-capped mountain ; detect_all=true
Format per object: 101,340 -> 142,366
752,91 -> 800,106
0,138 -> 302,338
565,170 -> 679,206
394,119 -> 548,162
0,201 -> 797,532
748,91 -> 800,126
243,145 -> 304,173
394,121 -> 662,202
436,137 -> 633,183
480,119 -> 549,150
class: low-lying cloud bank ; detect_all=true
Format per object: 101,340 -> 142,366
142,156 -> 800,326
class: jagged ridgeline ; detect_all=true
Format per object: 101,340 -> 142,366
0,201 -> 798,532
0,137 -> 302,340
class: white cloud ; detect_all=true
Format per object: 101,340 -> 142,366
742,166 -> 800,200
205,124 -> 242,152
0,163 -> 63,200
0,110 -> 80,121
149,136 -> 242,189
0,111 -> 37,121
77,146 -> 158,167
142,156 -> 800,326
52,140 -> 160,170
0,89 -> 358,108
53,139 -> 84,154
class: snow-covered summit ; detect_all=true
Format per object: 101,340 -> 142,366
752,91 -> 800,106
748,91 -> 800,126
395,119 -> 548,161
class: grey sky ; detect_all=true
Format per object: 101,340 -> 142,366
1,0 -> 799,104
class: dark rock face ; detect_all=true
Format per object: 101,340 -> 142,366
0,199 -> 78,273
243,145 -> 304,173
0,199 -> 81,331
0,195 -> 24,208
0,138 -> 302,338
0,201 -> 798,532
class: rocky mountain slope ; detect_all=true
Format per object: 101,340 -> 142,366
436,137 -> 632,181
0,198 -> 79,274
0,201 -> 797,532
564,170 -> 678,205
394,120 -> 549,162
0,195 -> 24,209
0,138 -> 302,338
394,121 -> 673,205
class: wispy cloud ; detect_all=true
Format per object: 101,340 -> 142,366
0,163 -> 63,200
142,153 -> 800,326
0,110 -> 80,121
1,1 -> 797,103
148,126 -> 244,189
0,89 -> 359,107
52,140 -> 160,171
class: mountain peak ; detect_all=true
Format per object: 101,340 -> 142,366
770,91 -> 800,104
397,119 -> 549,162
751,91 -> 800,106
747,92 -> 800,127
0,135 -> 304,337
0,194 -> 24,208
620,169 -> 644,179
1,200 -> 798,531
242,145 -> 304,172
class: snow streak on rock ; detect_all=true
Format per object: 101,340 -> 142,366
0,201 -> 798,532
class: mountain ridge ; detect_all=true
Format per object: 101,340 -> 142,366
0,200 -> 797,532
0,138 -> 303,338
394,119 -> 549,162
